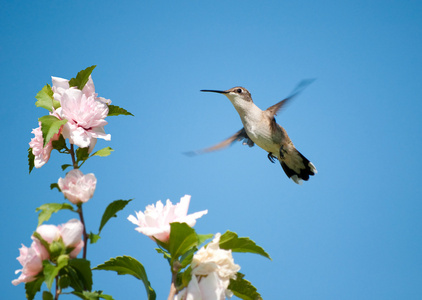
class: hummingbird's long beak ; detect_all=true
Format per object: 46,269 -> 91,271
200,89 -> 228,94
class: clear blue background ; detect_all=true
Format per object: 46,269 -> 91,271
1,0 -> 421,299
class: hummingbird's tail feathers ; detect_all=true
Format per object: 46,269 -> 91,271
279,148 -> 317,184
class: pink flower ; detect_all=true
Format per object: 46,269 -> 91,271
175,233 -> 240,300
52,75 -> 111,105
128,195 -> 208,243
29,122 -> 60,168
34,219 -> 84,259
58,219 -> 84,258
57,88 -> 110,149
58,169 -> 97,204
12,243 -> 44,285
36,224 -> 61,244
51,75 -> 111,150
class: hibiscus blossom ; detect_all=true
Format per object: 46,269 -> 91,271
128,195 -> 208,243
57,88 -> 110,149
29,122 -> 61,168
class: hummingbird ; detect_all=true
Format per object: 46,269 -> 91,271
191,80 -> 317,184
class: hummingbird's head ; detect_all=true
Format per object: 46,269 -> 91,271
200,87 -> 253,104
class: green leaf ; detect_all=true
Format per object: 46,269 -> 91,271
28,147 -> 35,174
69,65 -> 96,90
72,291 -> 114,300
61,164 -> 72,171
35,84 -> 60,112
169,223 -> 198,262
43,257 -> 68,291
67,259 -> 93,292
155,248 -> 171,262
52,134 -> 67,152
39,115 -> 67,147
89,232 -> 101,244
229,272 -> 262,300
197,233 -> 213,246
25,276 -> 44,300
42,291 -> 54,300
50,183 -> 61,192
58,273 -> 71,290
98,199 -> 132,234
90,147 -> 114,158
94,256 -> 156,300
107,105 -> 134,117
179,246 -> 196,269
219,231 -> 271,260
180,266 -> 192,290
76,147 -> 89,163
36,203 -> 75,226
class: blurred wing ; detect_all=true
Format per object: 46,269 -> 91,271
266,79 -> 315,117
185,128 -> 254,156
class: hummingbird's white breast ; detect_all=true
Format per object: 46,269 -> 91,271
228,95 -> 281,156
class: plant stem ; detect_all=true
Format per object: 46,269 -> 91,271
77,204 -> 88,259
167,271 -> 178,300
55,276 -> 60,300
70,144 -> 78,169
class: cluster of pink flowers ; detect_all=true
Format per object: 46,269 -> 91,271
12,219 -> 84,286
128,195 -> 208,243
29,75 -> 111,168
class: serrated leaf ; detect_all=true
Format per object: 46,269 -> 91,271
68,259 -> 93,292
107,105 -> 134,117
35,84 -> 59,112
89,232 -> 101,244
42,291 -> 54,300
229,272 -> 262,300
36,203 -> 75,226
219,231 -> 271,260
98,199 -> 132,234
28,147 -> 35,174
72,291 -> 114,300
94,256 -> 156,300
69,65 -> 96,90
90,147 -> 114,158
25,276 -> 44,300
76,147 -> 89,163
43,257 -> 68,291
39,115 -> 67,147
169,223 -> 198,262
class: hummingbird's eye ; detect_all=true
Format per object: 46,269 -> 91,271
236,88 -> 242,93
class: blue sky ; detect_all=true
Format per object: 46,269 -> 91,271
1,0 -> 422,299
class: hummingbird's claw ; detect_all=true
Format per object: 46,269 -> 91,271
267,153 -> 277,163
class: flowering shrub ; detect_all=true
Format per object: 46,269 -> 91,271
15,66 -> 270,300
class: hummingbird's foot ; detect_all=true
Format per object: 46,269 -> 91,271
267,153 -> 277,163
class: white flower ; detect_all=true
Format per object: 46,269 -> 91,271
175,233 -> 240,300
128,195 -> 208,243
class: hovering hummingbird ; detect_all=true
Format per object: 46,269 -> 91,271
190,80 -> 317,184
